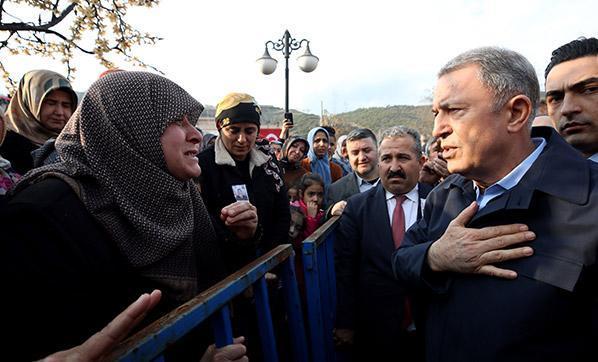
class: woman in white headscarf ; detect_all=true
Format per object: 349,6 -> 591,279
331,134 -> 352,176
1,71 -> 257,360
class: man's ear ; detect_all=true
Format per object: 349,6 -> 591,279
506,95 -> 533,133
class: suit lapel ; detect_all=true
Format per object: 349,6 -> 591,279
416,182 -> 433,220
350,173 -> 360,195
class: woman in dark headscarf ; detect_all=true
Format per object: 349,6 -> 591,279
202,132 -> 217,150
280,135 -> 309,190
0,69 -> 78,174
0,71 -> 257,360
198,92 -> 289,270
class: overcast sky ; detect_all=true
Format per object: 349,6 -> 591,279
1,0 -> 596,114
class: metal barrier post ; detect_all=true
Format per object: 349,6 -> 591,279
325,231 -> 337,321
280,254 -> 309,362
302,216 -> 341,362
212,305 -> 234,347
254,276 -> 279,362
303,240 -> 325,362
317,241 -> 335,362
112,245 -> 295,361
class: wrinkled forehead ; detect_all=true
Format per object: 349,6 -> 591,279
379,136 -> 418,156
433,65 -> 490,108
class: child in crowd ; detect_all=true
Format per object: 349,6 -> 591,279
288,206 -> 305,241
290,173 -> 325,242
289,173 -> 325,299
287,185 -> 300,202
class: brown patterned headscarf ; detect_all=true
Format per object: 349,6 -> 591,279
16,71 -> 216,302
4,69 -> 78,145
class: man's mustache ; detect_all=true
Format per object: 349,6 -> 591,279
387,169 -> 406,179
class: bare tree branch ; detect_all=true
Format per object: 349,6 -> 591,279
0,0 -> 161,92
0,2 -> 76,32
0,0 -> 6,23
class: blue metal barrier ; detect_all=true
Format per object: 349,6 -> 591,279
109,244 -> 308,362
302,215 -> 341,362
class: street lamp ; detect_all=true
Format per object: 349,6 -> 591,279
257,30 -> 319,121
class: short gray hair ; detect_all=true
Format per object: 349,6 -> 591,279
439,47 -> 540,126
378,126 -> 422,156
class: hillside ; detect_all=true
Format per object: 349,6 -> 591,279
282,105 -> 435,138
201,104 -> 435,138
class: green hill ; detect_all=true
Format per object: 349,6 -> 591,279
202,104 -> 435,139
268,105 -> 435,139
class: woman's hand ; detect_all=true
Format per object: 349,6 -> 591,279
221,201 -> 259,240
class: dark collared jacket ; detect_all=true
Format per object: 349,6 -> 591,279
198,139 -> 290,271
325,172 -> 360,207
393,127 -> 598,362
335,182 -> 431,359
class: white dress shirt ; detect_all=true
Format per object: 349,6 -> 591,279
589,153 -> 598,163
385,184 -> 420,229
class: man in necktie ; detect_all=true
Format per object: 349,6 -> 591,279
325,128 -> 380,217
334,126 -> 431,361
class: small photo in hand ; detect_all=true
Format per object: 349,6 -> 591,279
232,184 -> 249,201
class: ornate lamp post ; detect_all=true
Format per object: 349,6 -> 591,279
257,30 -> 319,121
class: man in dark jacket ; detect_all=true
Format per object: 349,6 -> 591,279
198,92 -> 290,270
325,128 -> 379,216
393,47 -> 598,362
335,126 -> 431,361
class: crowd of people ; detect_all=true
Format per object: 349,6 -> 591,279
0,36 -> 596,361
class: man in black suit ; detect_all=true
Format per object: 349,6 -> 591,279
334,126 -> 431,360
393,47 -> 598,362
325,128 -> 379,216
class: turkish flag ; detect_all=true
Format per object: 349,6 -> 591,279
259,128 -> 282,142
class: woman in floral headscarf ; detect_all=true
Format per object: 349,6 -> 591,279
0,69 -> 78,174
1,72 -> 257,360
0,115 -> 20,197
